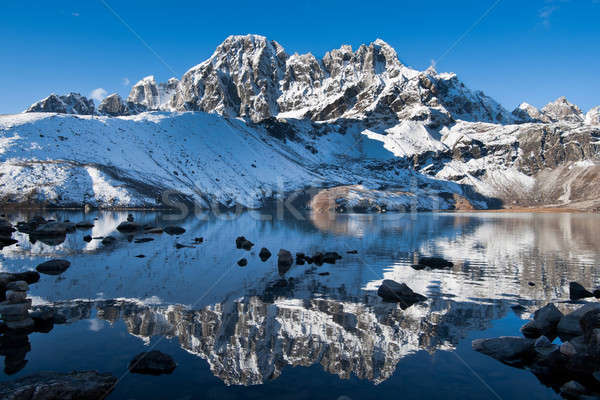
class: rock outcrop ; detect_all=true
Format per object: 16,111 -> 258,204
97,93 -> 130,116
25,93 -> 95,115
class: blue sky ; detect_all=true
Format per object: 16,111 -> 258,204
1,0 -> 599,114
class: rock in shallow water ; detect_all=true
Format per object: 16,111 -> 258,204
36,260 -> 71,275
472,336 -> 535,365
0,370 -> 117,400
377,280 -> 427,309
259,247 -> 271,262
128,351 -> 176,375
570,282 -> 595,301
277,249 -> 293,274
163,226 -> 185,235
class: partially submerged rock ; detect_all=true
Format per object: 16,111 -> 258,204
116,221 -> 141,233
558,303 -> 600,339
36,260 -> 71,275
570,282 -> 594,301
277,249 -> 293,274
235,236 -> 254,250
101,236 -> 116,246
377,280 -> 427,309
520,303 -> 563,338
0,370 -> 117,399
163,226 -> 185,235
472,336 -> 535,366
128,351 -> 176,375
237,258 -> 247,267
259,247 -> 271,261
412,256 -> 453,270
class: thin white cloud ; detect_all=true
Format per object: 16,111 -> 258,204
538,5 -> 558,27
90,88 -> 108,102
122,77 -> 130,86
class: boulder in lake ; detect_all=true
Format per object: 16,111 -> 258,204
558,303 -> 600,339
237,258 -> 247,267
259,247 -> 271,262
521,303 -> 563,338
116,221 -> 141,233
277,249 -> 293,274
322,252 -> 342,264
75,221 -> 94,229
0,220 -> 15,236
32,222 -> 75,237
83,235 -> 92,242
235,236 -> 254,250
377,280 -> 427,309
570,282 -> 594,301
0,237 -> 17,248
0,370 -> 117,399
36,259 -> 71,275
134,238 -> 154,243
415,256 -> 453,269
128,351 -> 176,375
163,226 -> 185,235
472,336 -> 535,366
101,236 -> 116,246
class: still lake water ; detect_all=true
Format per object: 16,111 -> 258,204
1,210 -> 600,399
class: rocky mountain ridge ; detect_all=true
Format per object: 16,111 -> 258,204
7,34 -> 600,210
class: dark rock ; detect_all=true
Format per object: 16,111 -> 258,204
98,93 -> 131,116
134,238 -> 154,243
135,254 -> 145,258
259,247 -> 271,261
521,303 -> 563,338
520,320 -> 542,338
237,258 -> 247,267
116,221 -> 141,233
560,380 -> 588,398
126,214 -> 134,222
0,370 -> 117,399
146,228 -> 163,234
128,351 -> 176,375
318,272 -> 330,276
277,249 -> 293,274
377,280 -> 427,309
558,304 -> 600,339
0,271 -> 40,286
416,256 -> 453,269
472,336 -> 535,366
83,235 -> 92,242
75,221 -> 94,229
0,220 -> 15,235
193,237 -> 204,243
528,282 -> 535,287
36,259 -> 71,275
322,252 -> 342,264
174,243 -> 193,249
32,222 -> 75,237
235,236 -> 254,250
346,250 -> 358,254
296,253 -> 305,265
580,308 -> 600,342
570,282 -> 594,301
594,289 -> 600,299
0,236 -> 18,248
164,226 -> 185,235
101,236 -> 116,246
312,252 -> 324,266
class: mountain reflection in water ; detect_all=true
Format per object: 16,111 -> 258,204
1,211 -> 599,398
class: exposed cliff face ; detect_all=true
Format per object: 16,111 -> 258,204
25,93 -> 95,115
127,75 -> 179,112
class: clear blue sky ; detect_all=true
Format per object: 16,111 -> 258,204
1,0 -> 599,114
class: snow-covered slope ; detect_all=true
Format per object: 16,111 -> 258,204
10,34 -> 600,210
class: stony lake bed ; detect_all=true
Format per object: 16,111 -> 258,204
0,210 -> 599,399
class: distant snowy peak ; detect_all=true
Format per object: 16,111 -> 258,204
127,75 -> 179,111
22,34 -> 597,126
25,92 -> 95,115
586,106 -> 600,125
541,96 -> 584,123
